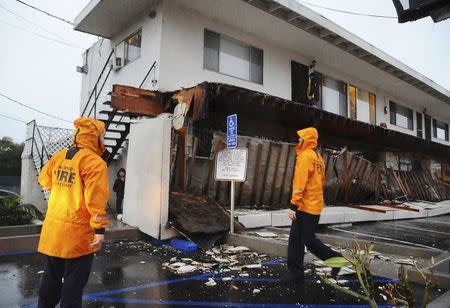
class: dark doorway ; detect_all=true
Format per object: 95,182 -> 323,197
416,112 -> 423,138
291,61 -> 308,104
424,114 -> 432,141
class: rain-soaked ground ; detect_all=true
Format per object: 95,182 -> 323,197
1,239 -> 447,307
320,214 -> 450,251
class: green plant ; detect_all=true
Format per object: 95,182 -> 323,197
381,258 -> 437,308
0,195 -> 44,226
323,240 -> 378,308
323,239 -> 437,308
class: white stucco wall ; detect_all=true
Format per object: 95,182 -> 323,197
78,0 -> 449,149
123,115 -> 175,239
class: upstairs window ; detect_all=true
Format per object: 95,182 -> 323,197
349,85 -> 376,124
389,101 -> 413,130
433,119 -> 449,141
322,76 -> 347,117
204,29 -> 263,84
125,30 -> 142,64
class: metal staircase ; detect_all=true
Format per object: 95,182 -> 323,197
80,49 -> 157,164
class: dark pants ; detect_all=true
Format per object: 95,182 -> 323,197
116,197 -> 123,215
38,254 -> 94,308
287,210 -> 340,280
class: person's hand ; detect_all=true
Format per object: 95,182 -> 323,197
288,209 -> 297,221
90,234 -> 105,251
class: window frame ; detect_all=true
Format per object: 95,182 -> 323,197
203,29 -> 264,85
389,100 -> 414,131
433,118 -> 449,141
124,29 -> 142,65
348,85 -> 376,125
321,75 -> 347,117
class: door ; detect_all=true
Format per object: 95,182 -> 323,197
291,60 -> 308,104
424,114 -> 432,141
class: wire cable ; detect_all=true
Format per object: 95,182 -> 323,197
298,1 -> 398,19
0,93 -> 72,124
0,19 -> 84,49
0,113 -> 28,124
15,0 -> 73,25
0,3 -> 66,41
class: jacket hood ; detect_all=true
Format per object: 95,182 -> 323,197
296,127 -> 318,153
72,117 -> 106,155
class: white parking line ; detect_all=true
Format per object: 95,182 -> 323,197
329,227 -> 443,251
382,222 -> 450,236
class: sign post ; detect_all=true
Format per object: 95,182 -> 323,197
215,114 -> 247,234
215,147 -> 248,234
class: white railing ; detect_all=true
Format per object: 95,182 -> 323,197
23,121 -> 73,200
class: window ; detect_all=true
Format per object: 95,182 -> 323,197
389,101 -> 413,130
349,85 -> 376,124
322,76 -> 347,117
433,119 -> 449,141
204,29 -> 263,84
125,30 -> 142,64
416,112 -> 423,138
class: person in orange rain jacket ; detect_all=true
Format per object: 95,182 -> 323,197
37,117 -> 109,308
287,127 -> 342,282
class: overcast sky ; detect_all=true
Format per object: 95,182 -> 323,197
0,0 -> 449,143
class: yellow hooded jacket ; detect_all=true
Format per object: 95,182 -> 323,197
290,127 -> 326,215
38,117 -> 109,259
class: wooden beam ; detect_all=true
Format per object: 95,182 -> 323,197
278,144 -> 293,205
269,144 -> 283,206
259,142 -> 273,205
111,84 -> 170,116
250,143 -> 263,205
346,204 -> 386,214
237,141 -> 251,205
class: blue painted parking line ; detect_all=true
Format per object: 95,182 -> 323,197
0,250 -> 37,257
85,297 -> 393,308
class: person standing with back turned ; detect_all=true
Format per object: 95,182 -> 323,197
37,117 -> 109,308
287,127 -> 342,281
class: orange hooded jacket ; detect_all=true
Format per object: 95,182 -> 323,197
290,127 -> 326,215
38,117 -> 109,259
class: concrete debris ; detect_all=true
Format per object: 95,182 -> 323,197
230,266 -> 243,271
227,246 -> 251,253
37,271 -> 44,274
338,267 -> 356,276
393,259 -> 415,266
254,232 -> 278,238
244,264 -> 262,269
337,279 -> 348,284
222,277 -> 233,281
253,288 -> 261,294
316,267 -> 332,274
313,260 -> 326,267
213,256 -> 231,263
176,265 -> 197,274
140,261 -> 146,264
204,278 -> 217,287
304,269 -> 312,274
239,273 -> 250,277
170,262 -> 186,268
181,258 -> 193,262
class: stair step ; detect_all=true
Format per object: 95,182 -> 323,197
104,137 -> 128,141
106,129 -> 126,134
101,120 -> 128,126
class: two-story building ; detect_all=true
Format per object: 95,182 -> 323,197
61,0 -> 450,234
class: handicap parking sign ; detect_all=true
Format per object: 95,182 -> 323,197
227,114 -> 237,149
